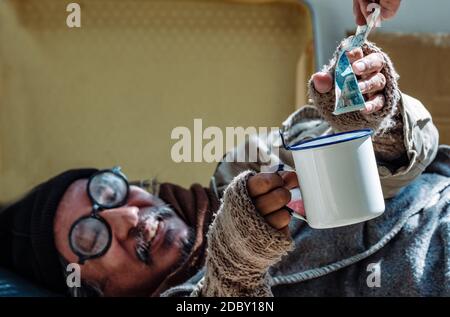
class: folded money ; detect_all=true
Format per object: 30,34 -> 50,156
333,6 -> 381,115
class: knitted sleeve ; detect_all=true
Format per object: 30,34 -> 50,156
199,171 -> 294,297
308,39 -> 406,162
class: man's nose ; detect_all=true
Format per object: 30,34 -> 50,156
100,206 -> 140,241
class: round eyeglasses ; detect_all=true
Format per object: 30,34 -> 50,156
68,167 -> 129,264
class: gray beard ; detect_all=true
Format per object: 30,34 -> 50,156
134,204 -> 195,267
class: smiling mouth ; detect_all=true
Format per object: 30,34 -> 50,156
136,215 -> 164,265
145,218 -> 161,245
135,204 -> 177,265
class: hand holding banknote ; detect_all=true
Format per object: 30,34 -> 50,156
307,5 -> 401,133
312,48 -> 387,115
354,0 -> 401,26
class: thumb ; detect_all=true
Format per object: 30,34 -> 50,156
312,72 -> 333,94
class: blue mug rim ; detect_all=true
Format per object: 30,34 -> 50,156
280,128 -> 373,151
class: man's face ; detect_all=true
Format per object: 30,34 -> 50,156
53,179 -> 192,296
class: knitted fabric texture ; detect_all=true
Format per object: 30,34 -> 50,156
200,171 -> 293,296
308,39 -> 405,161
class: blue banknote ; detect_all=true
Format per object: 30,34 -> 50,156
333,6 -> 381,115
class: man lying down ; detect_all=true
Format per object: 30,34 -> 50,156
0,39 -> 448,297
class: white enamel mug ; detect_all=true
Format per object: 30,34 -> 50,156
281,129 -> 385,229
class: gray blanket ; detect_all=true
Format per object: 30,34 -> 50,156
163,145 -> 450,297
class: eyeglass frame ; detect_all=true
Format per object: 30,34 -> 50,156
68,166 -> 130,264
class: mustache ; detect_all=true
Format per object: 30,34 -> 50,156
134,204 -> 174,265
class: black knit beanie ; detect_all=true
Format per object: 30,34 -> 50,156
0,168 -> 98,293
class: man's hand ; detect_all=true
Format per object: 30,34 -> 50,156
247,172 -> 299,235
312,47 -> 387,115
354,0 -> 401,26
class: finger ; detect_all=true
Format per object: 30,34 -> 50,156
254,188 -> 291,216
280,226 -> 290,236
358,0 -> 372,21
365,91 -> 377,102
353,0 -> 366,26
247,173 -> 283,198
380,0 -> 401,20
359,72 -> 372,81
381,8 -> 397,20
264,208 -> 292,230
358,72 -> 386,95
346,47 -> 364,64
278,171 -> 299,190
353,52 -> 385,76
361,94 -> 385,114
312,72 -> 333,94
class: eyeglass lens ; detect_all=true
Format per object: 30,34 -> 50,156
88,171 -> 128,208
70,217 -> 110,257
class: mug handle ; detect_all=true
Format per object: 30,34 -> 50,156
275,164 -> 308,224
286,188 -> 308,223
